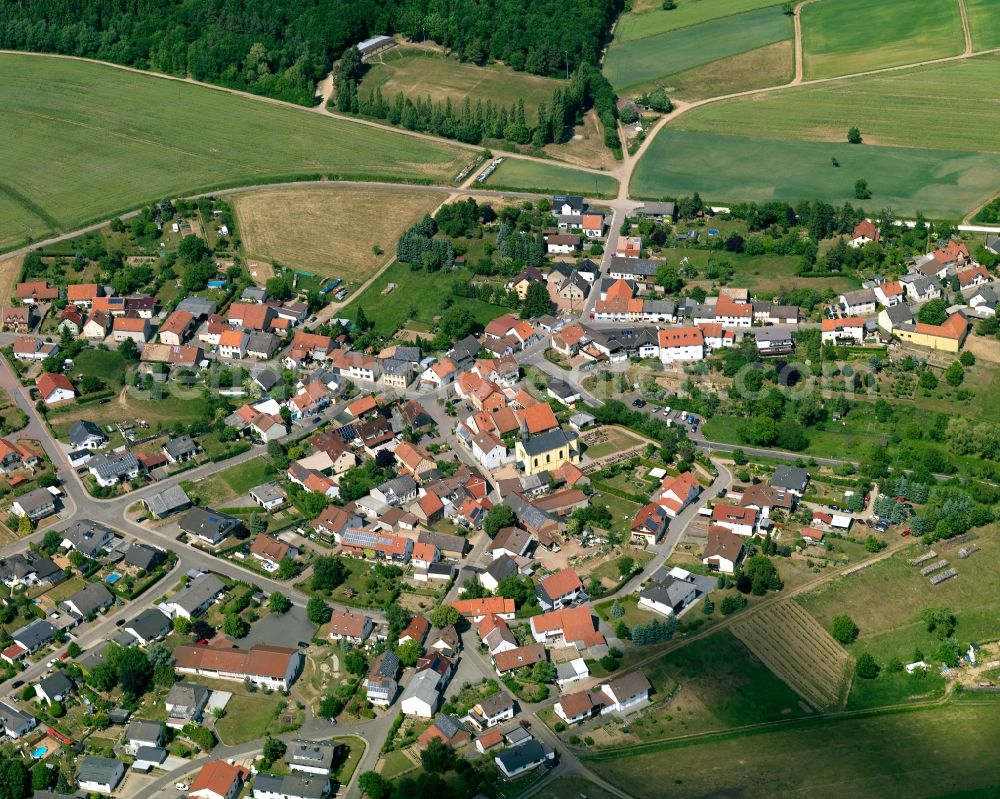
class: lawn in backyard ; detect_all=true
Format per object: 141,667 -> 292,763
965,0 -> 1000,49
49,389 -> 213,439
632,130 -> 1000,218
482,159 -> 618,198
657,246 -> 857,295
798,527 -> 1000,708
231,187 -> 446,281
342,261 -> 510,335
586,702 -> 1000,799
673,56 -> 1000,153
800,0 -> 964,79
0,53 -> 467,253
604,6 -> 792,92
183,459 -> 276,507
213,693 -> 282,744
72,349 -> 126,386
360,47 -> 565,120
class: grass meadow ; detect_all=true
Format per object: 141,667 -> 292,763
604,6 -> 792,92
587,702 -> 1000,799
965,0 -> 1000,49
232,187 -> 446,280
482,158 -> 619,197
632,130 -> 1000,218
0,54 -> 468,252
675,56 -> 1000,153
0,190 -> 51,251
800,0 -> 965,78
663,40 -> 793,100
615,0 -> 784,42
342,261 -> 510,335
359,47 -> 565,119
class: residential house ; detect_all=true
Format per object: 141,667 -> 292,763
249,484 -> 286,513
710,503 -> 757,536
529,606 -> 604,651
11,488 -> 56,521
467,691 -> 515,730
701,527 -> 745,574
67,284 -> 101,308
874,281 -> 905,307
284,740 -> 342,776
88,451 -> 141,487
581,213 -> 604,238
76,756 -> 125,794
554,690 -> 602,725
821,316 -> 865,344
536,568 -> 584,611
252,774 -> 330,799
173,643 -> 303,690
179,508 -> 242,545
638,573 -> 699,617
399,669 -> 441,718
68,420 -> 107,450
492,643 -> 547,676
227,303 -> 276,332
494,740 -> 554,780
125,607 -> 173,645
770,466 -> 809,496
218,330 -> 249,359
878,302 -> 915,333
62,581 -> 113,619
365,651 -> 400,707
327,611 -> 373,644
189,760 -> 250,799
546,233 -> 581,254
507,267 -> 545,300
0,438 -> 39,472
163,435 -> 199,464
126,720 -> 164,754
478,614 -> 518,655
1,307 -> 34,334
839,289 -> 877,316
249,533 -> 296,571
158,573 -> 226,619
599,670 -> 651,714
0,554 -> 60,588
247,331 -> 280,359
0,701 -> 37,739
36,372 -> 75,405
159,310 -> 195,346
165,682 -> 210,727
143,485 -> 191,519
630,502 -> 669,546
35,671 -> 74,704
419,715 -> 471,748
490,527 -> 532,561
15,281 -> 58,304
451,597 -> 516,623
894,310 -> 970,353
11,619 -> 57,654
849,220 -> 880,248
901,273 -> 941,303
112,316 -> 151,343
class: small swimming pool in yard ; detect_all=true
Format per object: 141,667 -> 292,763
30,746 -> 47,758
106,573 -> 121,584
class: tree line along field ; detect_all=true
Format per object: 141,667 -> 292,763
0,54 -> 469,253
965,0 -> 1000,49
231,186 -> 447,281
614,0 -> 784,43
603,6 -> 793,92
630,130 -> 1000,218
482,158 -> 619,197
586,702 -> 1000,799
358,47 -> 566,122
800,0 -> 965,79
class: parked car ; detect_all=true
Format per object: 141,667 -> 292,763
631,398 -> 646,408
901,529 -> 911,536
11,680 -> 23,689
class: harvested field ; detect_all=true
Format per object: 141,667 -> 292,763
731,600 -> 852,709
0,255 -> 23,306
231,186 -> 447,281
662,40 -> 793,101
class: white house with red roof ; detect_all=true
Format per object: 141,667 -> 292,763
849,220 -> 880,248
710,503 -> 757,536
659,471 -> 700,517
657,326 -> 704,364
874,281 -> 905,307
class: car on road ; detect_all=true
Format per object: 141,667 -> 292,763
311,416 -> 322,425
115,618 -> 126,626
11,680 -> 23,689
631,398 -> 646,408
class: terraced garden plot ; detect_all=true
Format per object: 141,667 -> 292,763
731,600 -> 852,709
604,6 -> 792,91
800,0 -> 964,78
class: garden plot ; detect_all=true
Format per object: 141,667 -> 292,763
731,600 -> 852,710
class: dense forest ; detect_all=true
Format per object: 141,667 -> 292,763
0,0 -> 620,105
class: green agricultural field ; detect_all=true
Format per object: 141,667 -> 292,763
800,0 -> 964,79
631,130 -> 1000,218
615,0 -> 784,42
662,40 -> 793,101
342,261 -> 510,335
482,158 -> 618,197
0,188 -> 51,251
965,0 -> 1000,49
675,56 -> 1000,153
0,54 -> 468,253
360,48 -> 565,119
587,702 -> 1000,799
604,6 -> 792,92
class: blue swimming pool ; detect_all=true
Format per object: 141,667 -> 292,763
106,573 -> 121,584
30,746 -> 47,758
